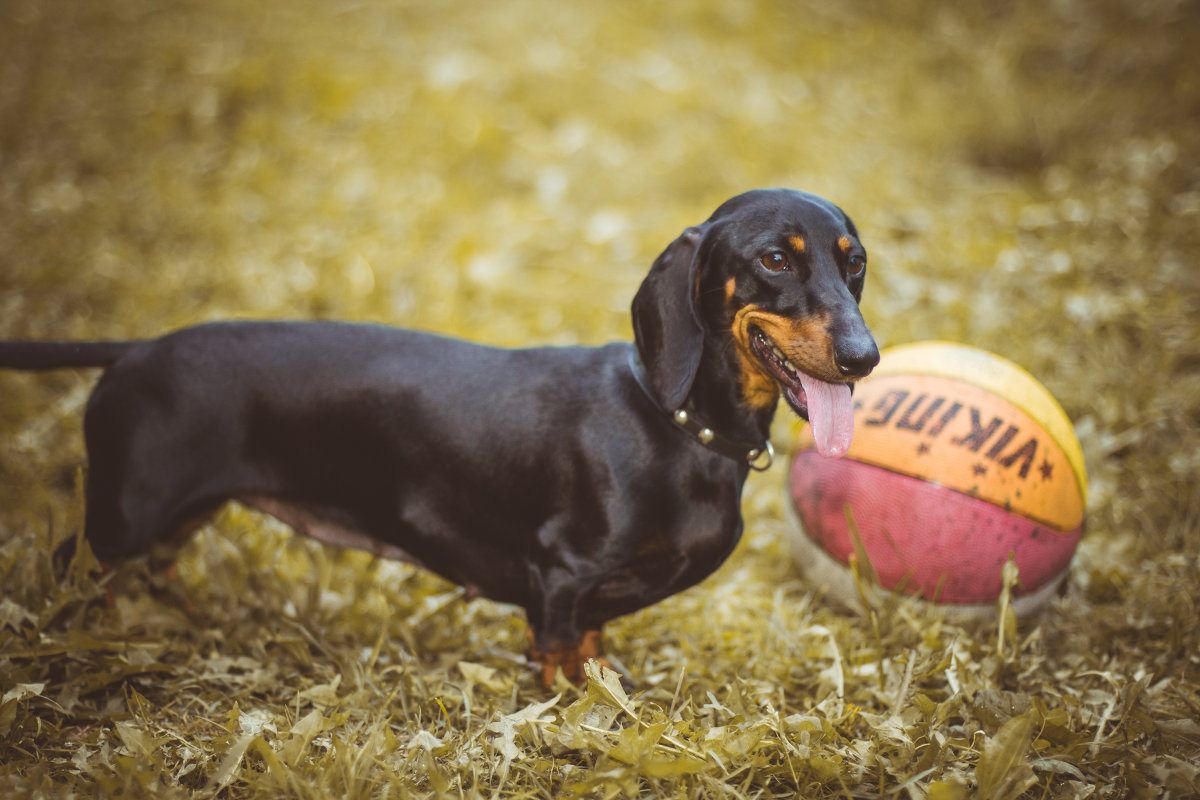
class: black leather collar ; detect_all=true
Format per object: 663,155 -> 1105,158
627,350 -> 774,471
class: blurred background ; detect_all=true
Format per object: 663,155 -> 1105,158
0,0 -> 1198,791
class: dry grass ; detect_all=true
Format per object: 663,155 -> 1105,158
2,0 -> 1199,797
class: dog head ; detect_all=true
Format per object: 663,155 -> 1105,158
632,188 -> 878,455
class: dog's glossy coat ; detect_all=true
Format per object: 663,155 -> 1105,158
0,189 -> 878,685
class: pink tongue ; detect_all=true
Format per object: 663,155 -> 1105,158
797,373 -> 854,458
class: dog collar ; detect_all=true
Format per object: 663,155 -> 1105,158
628,351 -> 774,471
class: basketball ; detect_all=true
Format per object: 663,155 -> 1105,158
785,341 -> 1087,617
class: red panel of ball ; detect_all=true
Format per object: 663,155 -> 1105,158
789,451 -> 1081,605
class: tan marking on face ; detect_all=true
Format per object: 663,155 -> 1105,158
838,236 -> 852,253
789,235 -> 806,253
724,277 -> 737,303
730,305 -> 842,409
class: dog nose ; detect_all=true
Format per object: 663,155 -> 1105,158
835,338 -> 880,380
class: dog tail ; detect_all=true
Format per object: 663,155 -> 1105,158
0,340 -> 141,370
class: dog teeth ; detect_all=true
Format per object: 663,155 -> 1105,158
762,339 -> 800,378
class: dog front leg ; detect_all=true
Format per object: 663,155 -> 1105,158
526,627 -> 603,688
524,563 -> 604,687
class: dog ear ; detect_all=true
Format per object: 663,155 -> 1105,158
631,225 -> 705,410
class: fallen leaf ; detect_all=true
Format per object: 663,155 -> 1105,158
975,711 -> 1037,800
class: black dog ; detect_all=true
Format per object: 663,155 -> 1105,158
0,189 -> 878,686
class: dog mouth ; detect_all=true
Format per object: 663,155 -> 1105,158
749,328 -> 811,417
748,327 -> 855,458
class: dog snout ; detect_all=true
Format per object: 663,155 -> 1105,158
834,334 -> 879,380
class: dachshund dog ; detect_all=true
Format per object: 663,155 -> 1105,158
0,189 -> 878,686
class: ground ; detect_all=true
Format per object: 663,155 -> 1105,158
1,0 -> 1198,797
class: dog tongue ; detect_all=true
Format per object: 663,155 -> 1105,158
798,373 -> 854,458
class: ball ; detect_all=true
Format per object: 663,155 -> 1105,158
785,341 -> 1087,617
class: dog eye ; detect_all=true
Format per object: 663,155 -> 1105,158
848,255 -> 866,277
759,252 -> 789,272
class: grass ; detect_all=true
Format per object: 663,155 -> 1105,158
2,0 -> 1199,797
